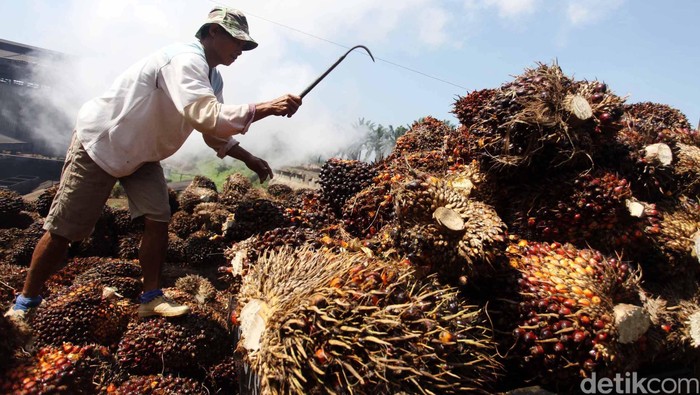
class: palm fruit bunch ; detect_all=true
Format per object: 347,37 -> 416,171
117,233 -> 141,260
610,101 -> 700,200
639,294 -> 693,366
72,259 -> 143,299
207,355 -> 240,394
116,313 -> 230,377
183,230 -> 227,267
174,274 -> 217,305
0,314 -> 25,374
0,263 -> 26,304
244,226 -> 323,263
340,168 -> 398,239
392,172 -> 507,284
452,88 -> 498,129
43,256 -> 104,296
630,196 -> 700,279
166,232 -> 186,263
29,283 -> 134,348
506,169 -> 661,253
386,116 -> 455,159
500,240 -> 646,387
283,189 -> 337,230
111,207 -> 144,236
191,202 -> 232,236
267,183 -> 293,200
220,172 -> 253,203
178,176 -> 219,213
0,187 -> 28,228
108,375 -> 208,395
236,247 -> 501,394
33,184 -> 59,217
453,63 -> 624,178
170,210 -> 200,239
68,206 -> 118,258
4,220 -> 44,266
0,343 -> 114,394
167,187 -> 180,213
224,198 -> 288,242
319,158 -> 377,216
165,281 -> 229,328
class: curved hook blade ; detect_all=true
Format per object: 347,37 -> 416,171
300,45 -> 375,98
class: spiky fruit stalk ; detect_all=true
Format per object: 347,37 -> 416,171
237,247 -> 501,394
393,173 -> 506,284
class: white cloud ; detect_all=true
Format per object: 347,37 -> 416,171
566,0 -> 626,27
464,0 -> 541,19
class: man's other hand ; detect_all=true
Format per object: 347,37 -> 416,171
244,155 -> 274,183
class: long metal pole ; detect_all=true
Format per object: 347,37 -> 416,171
299,45 -> 375,99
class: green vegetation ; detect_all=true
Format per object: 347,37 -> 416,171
168,158 -> 267,191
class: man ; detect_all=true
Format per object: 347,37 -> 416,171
5,7 -> 302,319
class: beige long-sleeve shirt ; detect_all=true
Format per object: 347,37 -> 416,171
75,41 -> 254,178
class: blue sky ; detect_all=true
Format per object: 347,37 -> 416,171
1,0 -> 698,165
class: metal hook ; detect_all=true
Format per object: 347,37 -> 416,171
299,45 -> 375,99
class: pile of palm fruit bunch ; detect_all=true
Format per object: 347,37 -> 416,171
234,247 -> 502,394
1,59 -> 699,393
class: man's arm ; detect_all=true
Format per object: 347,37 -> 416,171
226,144 -> 273,183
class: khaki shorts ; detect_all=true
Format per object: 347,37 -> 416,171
44,134 -> 170,241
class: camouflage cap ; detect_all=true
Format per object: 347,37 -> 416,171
196,7 -> 258,51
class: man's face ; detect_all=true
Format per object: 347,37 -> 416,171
212,26 -> 244,66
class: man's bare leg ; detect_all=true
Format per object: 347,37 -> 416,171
22,231 -> 70,298
136,218 -> 189,317
139,218 -> 169,292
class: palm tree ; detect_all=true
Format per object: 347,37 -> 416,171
383,124 -> 409,155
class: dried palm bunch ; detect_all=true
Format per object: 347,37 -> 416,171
183,230 -> 227,267
498,240 -> 647,387
267,183 -> 293,200
386,116 -> 455,159
178,178 -> 219,213
609,102 -> 700,200
0,263 -> 26,305
192,201 -> 232,236
638,277 -> 700,375
0,343 -> 115,394
236,246 -> 502,394
0,188 -> 28,228
220,173 -> 253,208
34,184 -> 59,217
455,63 -> 624,177
224,198 -> 288,242
170,210 -> 200,239
392,172 -> 507,284
629,196 -> 700,279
